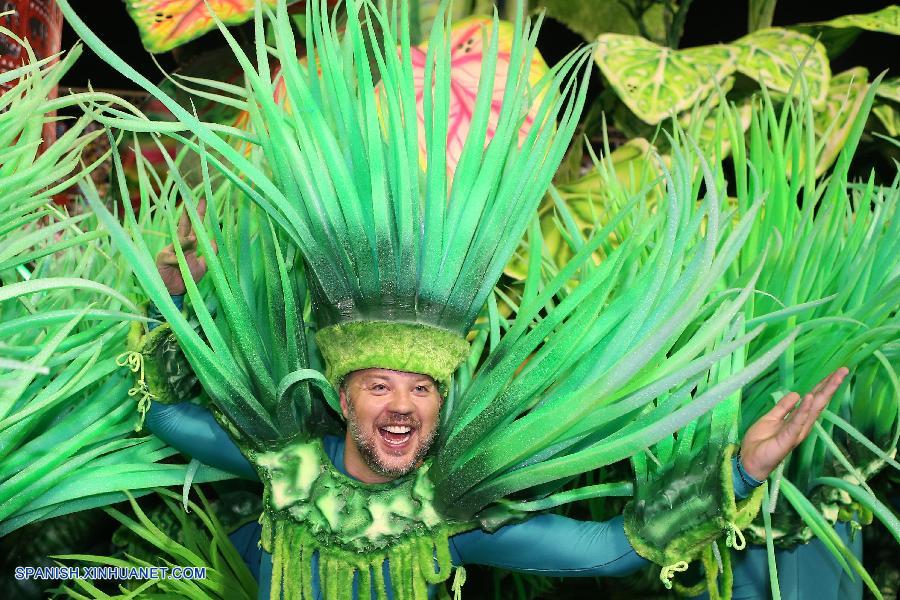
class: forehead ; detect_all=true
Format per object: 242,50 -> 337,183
348,368 -> 435,385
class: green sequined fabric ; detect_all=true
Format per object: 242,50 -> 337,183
252,439 -> 474,599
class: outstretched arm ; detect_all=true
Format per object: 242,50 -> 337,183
146,401 -> 259,481
450,457 -> 759,576
143,198 -> 251,478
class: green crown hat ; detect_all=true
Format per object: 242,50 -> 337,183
269,0 -> 593,389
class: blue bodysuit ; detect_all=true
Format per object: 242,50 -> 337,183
147,401 -> 864,600
148,402 -> 759,599
143,299 -> 861,599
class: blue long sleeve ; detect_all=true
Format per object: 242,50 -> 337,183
450,513 -> 646,576
145,295 -> 258,480
145,401 -> 258,481
448,457 -> 756,577
693,521 -> 863,600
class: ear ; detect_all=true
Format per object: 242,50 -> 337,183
339,384 -> 350,419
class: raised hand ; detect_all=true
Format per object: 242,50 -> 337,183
155,198 -> 216,295
739,368 -> 850,481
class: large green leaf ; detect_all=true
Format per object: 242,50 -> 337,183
791,6 -> 900,59
594,33 -> 737,125
733,28 -> 830,108
799,5 -> 900,36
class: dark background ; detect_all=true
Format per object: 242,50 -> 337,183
60,0 -> 897,91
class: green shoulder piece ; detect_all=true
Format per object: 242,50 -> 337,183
252,439 -> 475,600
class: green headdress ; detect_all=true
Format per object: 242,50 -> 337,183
61,0 -> 592,395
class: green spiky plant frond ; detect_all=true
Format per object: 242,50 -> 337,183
56,0 -> 595,449
53,488 -> 257,600
428,124 -> 796,520
702,78 -> 900,597
59,0 -> 593,339
0,45 -> 234,537
82,133 -> 338,451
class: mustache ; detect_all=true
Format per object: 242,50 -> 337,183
376,414 -> 420,428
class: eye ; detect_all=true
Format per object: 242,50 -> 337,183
414,384 -> 432,394
370,383 -> 389,393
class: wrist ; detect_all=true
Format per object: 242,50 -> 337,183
736,451 -> 765,488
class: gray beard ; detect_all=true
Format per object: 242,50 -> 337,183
346,402 -> 438,479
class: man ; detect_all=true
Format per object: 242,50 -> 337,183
145,211 -> 853,599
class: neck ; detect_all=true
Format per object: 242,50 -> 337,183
342,431 -> 396,484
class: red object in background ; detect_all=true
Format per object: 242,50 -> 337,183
1,0 -> 64,146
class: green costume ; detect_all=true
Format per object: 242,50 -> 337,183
48,0 -> 805,597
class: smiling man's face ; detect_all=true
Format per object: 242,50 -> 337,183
339,368 -> 443,483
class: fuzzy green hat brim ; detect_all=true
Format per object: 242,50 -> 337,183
315,321 -> 470,394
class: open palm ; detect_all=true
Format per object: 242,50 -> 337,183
739,368 -> 849,481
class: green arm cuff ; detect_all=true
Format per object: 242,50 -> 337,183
623,445 -> 764,572
134,321 -> 202,405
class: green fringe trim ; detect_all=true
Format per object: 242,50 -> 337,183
315,321 -> 469,393
266,516 -> 463,600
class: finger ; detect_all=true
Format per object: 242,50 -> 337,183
180,232 -> 197,251
156,246 -> 178,266
191,257 -> 207,282
765,392 -> 801,422
777,393 -> 814,446
177,203 -> 192,239
810,369 -> 848,409
809,367 -> 848,396
198,237 -> 218,257
796,393 -> 822,441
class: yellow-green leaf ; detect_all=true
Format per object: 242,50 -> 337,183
799,5 -> 900,36
594,34 -> 737,125
875,77 -> 900,104
873,103 -> 899,137
733,28 -> 830,108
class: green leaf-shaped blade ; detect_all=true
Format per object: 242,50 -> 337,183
733,28 -> 830,108
813,67 -> 871,176
594,33 -> 737,125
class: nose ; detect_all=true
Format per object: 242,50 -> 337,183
385,389 -> 415,415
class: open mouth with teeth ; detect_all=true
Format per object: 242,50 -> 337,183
377,424 -> 416,450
